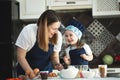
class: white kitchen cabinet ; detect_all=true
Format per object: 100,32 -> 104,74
17,0 -> 46,20
92,0 -> 120,18
46,0 -> 92,10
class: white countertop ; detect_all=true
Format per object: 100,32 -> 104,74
31,77 -> 120,80
28,68 -> 120,80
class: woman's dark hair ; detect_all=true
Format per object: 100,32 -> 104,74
37,10 -> 60,26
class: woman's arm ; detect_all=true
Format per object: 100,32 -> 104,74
51,51 -> 64,70
51,31 -> 63,70
17,47 -> 35,78
51,51 -> 60,65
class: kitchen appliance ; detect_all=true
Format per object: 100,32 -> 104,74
0,0 -> 22,79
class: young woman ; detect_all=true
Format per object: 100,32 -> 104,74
63,25 -> 93,65
15,10 -> 63,78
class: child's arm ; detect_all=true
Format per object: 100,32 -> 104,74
80,54 -> 93,61
81,43 -> 93,61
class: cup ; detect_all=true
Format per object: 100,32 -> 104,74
40,71 -> 49,80
98,65 -> 107,77
75,65 -> 89,71
82,65 -> 89,71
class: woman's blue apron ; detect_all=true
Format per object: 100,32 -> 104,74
17,41 -> 54,75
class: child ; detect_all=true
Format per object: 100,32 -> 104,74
63,25 -> 93,65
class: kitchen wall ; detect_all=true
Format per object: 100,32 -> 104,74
20,10 -> 120,68
57,10 -> 120,68
60,10 -> 120,67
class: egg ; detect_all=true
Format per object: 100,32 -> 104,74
33,68 -> 40,75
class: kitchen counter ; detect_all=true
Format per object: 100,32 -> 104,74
47,68 -> 120,80
32,77 -> 120,80
27,74 -> 120,80
28,68 -> 120,80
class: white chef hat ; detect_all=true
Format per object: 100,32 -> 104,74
65,25 -> 82,40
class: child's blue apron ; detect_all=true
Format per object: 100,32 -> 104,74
69,48 -> 88,65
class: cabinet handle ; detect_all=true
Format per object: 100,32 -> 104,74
66,2 -> 75,4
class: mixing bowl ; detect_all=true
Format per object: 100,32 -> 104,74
82,71 -> 95,78
59,66 -> 79,78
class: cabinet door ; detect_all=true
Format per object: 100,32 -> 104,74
92,0 -> 120,18
17,0 -> 46,19
46,0 -> 92,10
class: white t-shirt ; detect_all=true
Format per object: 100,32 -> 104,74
83,43 -> 92,55
65,43 -> 92,58
15,23 -> 62,53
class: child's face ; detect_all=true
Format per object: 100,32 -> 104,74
64,30 -> 78,45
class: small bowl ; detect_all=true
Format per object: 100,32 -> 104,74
40,71 -> 49,79
82,71 -> 95,78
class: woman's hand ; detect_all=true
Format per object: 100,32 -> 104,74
25,68 -> 40,79
25,70 -> 36,79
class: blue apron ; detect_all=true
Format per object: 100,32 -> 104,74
69,48 -> 88,65
17,41 -> 54,75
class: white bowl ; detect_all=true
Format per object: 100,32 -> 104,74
59,66 -> 79,78
82,71 -> 95,78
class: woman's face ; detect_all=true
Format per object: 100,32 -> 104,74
64,30 -> 78,45
48,21 -> 61,38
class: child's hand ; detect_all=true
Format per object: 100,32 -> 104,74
63,56 -> 71,65
63,56 -> 69,61
54,63 -> 64,71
